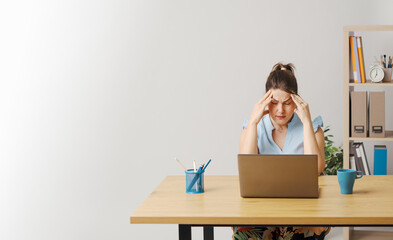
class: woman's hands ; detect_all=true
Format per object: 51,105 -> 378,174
291,94 -> 312,124
249,90 -> 273,125
292,94 -> 325,174
241,90 -> 272,154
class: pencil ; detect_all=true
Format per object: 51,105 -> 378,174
202,159 -> 212,171
175,158 -> 187,171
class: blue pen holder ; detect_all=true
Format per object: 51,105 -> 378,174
185,169 -> 204,194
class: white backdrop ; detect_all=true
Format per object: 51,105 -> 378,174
1,1 -> 393,239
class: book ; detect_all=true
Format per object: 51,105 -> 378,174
350,36 -> 359,83
352,142 -> 365,173
356,36 -> 366,83
374,145 -> 387,175
349,154 -> 356,170
352,37 -> 362,83
351,143 -> 358,170
358,142 -> 370,175
355,145 -> 365,174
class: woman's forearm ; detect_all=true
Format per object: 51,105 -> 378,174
303,121 -> 324,174
239,123 -> 258,154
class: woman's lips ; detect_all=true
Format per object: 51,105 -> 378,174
276,116 -> 286,119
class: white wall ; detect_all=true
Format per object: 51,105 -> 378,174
0,1 -> 393,239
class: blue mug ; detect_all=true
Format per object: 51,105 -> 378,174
337,169 -> 363,194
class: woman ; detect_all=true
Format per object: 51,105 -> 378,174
233,63 -> 331,240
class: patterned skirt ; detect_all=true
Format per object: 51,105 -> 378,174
232,226 -> 331,240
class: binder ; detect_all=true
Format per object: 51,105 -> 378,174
350,91 -> 367,137
369,91 -> 385,138
374,145 -> 387,175
356,36 -> 366,83
350,36 -> 360,83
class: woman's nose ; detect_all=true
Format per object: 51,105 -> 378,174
277,103 -> 284,113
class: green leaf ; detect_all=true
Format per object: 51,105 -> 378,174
323,126 -> 343,175
233,233 -> 242,240
239,231 -> 247,239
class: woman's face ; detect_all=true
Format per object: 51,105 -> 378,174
268,88 -> 296,125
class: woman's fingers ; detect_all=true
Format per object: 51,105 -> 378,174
291,94 -> 301,107
264,91 -> 273,105
293,94 -> 307,105
258,89 -> 272,104
291,94 -> 308,108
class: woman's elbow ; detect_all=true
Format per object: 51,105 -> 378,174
318,156 -> 325,174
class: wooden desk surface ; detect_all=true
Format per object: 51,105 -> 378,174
130,176 -> 393,225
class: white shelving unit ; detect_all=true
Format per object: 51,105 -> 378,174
343,25 -> 393,240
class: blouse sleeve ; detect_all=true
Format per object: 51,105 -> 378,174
312,115 -> 323,133
242,119 -> 249,129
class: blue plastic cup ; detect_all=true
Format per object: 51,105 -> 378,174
185,169 -> 204,194
337,169 -> 363,194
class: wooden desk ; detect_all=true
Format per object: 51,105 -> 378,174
131,175 -> 393,240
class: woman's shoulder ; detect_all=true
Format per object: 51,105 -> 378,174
312,115 -> 323,132
290,114 -> 323,133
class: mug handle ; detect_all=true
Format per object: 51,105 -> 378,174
356,171 -> 363,179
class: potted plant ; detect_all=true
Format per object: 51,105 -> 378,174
323,126 -> 343,175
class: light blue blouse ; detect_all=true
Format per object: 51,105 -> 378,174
243,114 -> 323,154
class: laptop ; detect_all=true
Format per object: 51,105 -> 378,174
238,154 -> 319,198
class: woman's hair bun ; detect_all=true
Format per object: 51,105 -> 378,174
271,62 -> 295,75
265,62 -> 298,94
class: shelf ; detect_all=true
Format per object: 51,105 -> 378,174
352,230 -> 393,240
350,131 -> 393,141
343,25 -> 393,240
349,80 -> 393,86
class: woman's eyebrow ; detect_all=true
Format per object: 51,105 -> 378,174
271,97 -> 291,102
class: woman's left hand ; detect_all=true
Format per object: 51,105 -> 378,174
291,94 -> 312,124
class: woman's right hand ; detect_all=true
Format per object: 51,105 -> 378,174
249,89 -> 273,125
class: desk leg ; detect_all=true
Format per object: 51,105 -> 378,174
203,226 -> 214,240
179,225 -> 191,240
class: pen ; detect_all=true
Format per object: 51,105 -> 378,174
202,159 -> 211,171
197,164 -> 203,172
384,54 -> 387,68
193,160 -> 197,172
175,158 -> 187,171
196,164 -> 203,191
